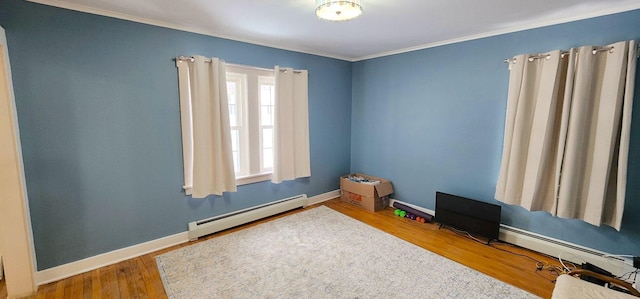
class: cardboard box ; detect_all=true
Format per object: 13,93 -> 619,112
340,173 -> 394,212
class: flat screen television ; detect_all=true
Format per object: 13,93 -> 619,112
434,192 -> 501,243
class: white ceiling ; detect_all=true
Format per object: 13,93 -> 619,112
30,0 -> 640,61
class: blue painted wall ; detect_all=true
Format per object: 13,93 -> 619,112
352,9 -> 640,254
0,0 -> 352,270
2,0 -> 640,271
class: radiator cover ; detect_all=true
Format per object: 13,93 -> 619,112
188,194 -> 308,241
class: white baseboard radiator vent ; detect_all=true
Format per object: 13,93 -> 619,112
499,225 -> 637,278
389,199 -> 637,278
188,194 -> 308,241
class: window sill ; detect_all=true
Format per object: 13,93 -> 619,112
236,173 -> 272,186
182,173 -> 271,194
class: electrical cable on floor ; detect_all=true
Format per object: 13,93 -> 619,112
617,269 -> 640,283
491,241 -> 571,283
446,224 -> 639,287
442,226 -> 568,283
558,252 -> 578,273
601,255 -> 640,284
535,265 -> 564,283
490,242 -> 544,264
445,226 -> 487,244
557,252 -> 640,286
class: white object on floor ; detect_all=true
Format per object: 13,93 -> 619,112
552,274 -> 637,299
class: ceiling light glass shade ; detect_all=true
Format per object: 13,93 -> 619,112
315,0 -> 363,21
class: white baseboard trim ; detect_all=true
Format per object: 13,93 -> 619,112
34,191 -> 341,285
307,189 -> 340,206
40,194 -> 633,286
389,199 -> 636,279
35,232 -> 189,285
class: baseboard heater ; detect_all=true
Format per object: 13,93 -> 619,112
390,198 -> 637,278
499,225 -> 637,278
188,194 -> 308,241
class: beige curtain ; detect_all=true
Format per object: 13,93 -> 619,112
495,50 -> 568,212
271,66 -> 311,183
496,40 -> 637,230
177,56 -> 236,197
557,41 -> 637,229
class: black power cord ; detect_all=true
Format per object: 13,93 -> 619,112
442,226 -> 564,283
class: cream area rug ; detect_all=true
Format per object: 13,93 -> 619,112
156,206 -> 538,298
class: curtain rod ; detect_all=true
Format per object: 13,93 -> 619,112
504,44 -> 640,64
503,50 -> 570,64
176,56 -> 302,73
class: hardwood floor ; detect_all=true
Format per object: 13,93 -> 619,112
0,278 -> 5,299
6,198 -> 562,299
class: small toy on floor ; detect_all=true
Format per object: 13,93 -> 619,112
394,208 -> 428,223
392,202 -> 434,223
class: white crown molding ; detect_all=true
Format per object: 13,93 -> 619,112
354,3 -> 640,61
25,0 -> 352,62
28,0 -> 640,62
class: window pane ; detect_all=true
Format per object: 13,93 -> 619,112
231,129 -> 239,151
261,106 -> 272,126
227,82 -> 237,103
263,148 -> 273,169
260,84 -> 274,126
230,129 -> 240,173
260,85 -> 273,106
229,104 -> 238,127
233,152 -> 239,173
227,82 -> 238,126
224,70 -> 275,179
262,128 -> 273,148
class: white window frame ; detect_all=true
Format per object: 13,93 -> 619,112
226,73 -> 249,177
258,76 -> 275,174
226,65 -> 275,185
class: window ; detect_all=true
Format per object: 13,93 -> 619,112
226,65 -> 275,185
259,79 -> 275,172
177,58 -> 310,194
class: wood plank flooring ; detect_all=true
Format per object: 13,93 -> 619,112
2,198 -> 562,299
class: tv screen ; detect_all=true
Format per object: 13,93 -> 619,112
434,192 -> 501,243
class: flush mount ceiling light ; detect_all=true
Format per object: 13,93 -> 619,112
315,0 -> 363,21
